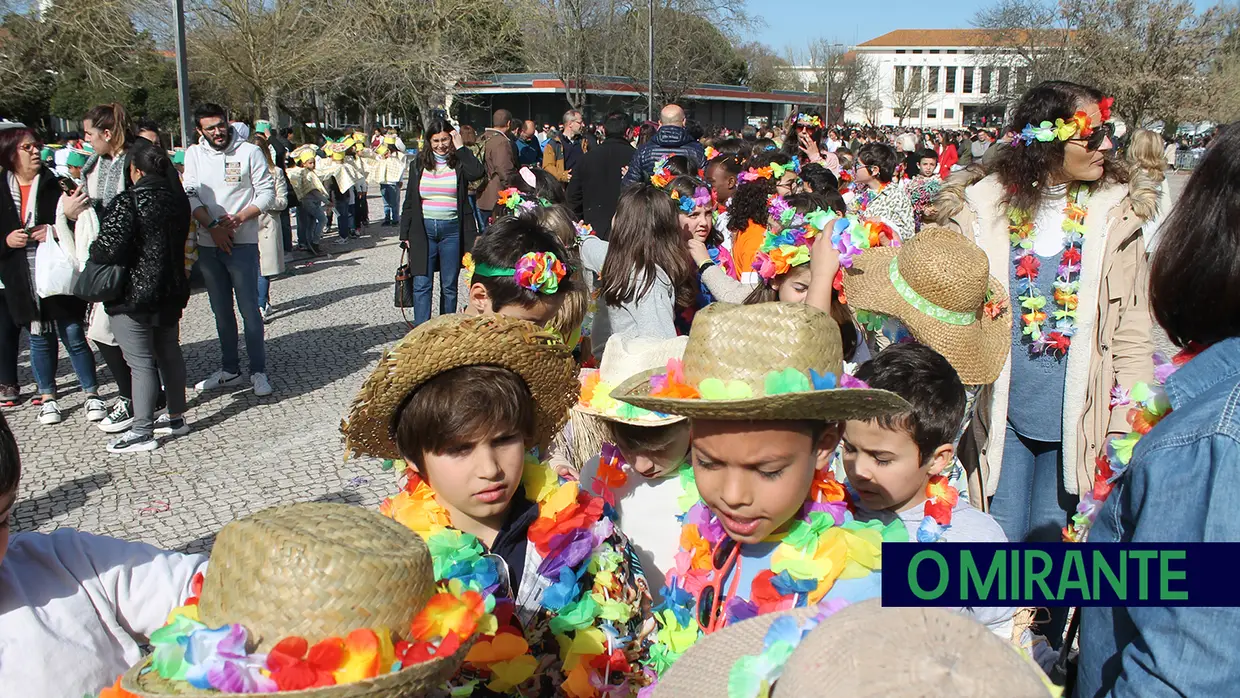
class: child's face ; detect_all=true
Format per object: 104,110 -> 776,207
706,164 -> 736,202
617,423 -> 690,479
468,283 -> 564,326
775,172 -> 800,196
774,266 -> 812,304
678,206 -> 712,243
918,157 -> 937,178
417,431 -> 528,535
690,419 -> 840,544
841,419 -> 951,514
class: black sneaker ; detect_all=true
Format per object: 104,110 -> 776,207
154,414 -> 190,437
99,398 -> 134,434
107,430 -> 157,454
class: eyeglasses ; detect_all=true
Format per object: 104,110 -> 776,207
18,142 -> 41,154
199,123 -> 230,133
696,537 -> 740,633
1068,123 -> 1112,152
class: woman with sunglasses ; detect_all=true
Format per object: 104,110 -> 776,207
935,80 -> 1156,640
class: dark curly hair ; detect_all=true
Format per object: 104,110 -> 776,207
668,175 -> 722,247
991,80 -> 1127,212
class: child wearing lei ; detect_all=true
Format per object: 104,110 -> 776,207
342,313 -> 654,697
608,302 -> 912,684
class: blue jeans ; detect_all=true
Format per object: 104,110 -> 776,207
297,196 -> 325,247
380,184 -> 401,225
257,275 -> 271,309
29,319 -> 98,396
412,218 -> 461,326
334,194 -> 354,239
198,244 -> 266,375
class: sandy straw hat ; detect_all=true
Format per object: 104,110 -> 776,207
654,599 -> 1051,698
611,303 -> 909,421
122,503 -> 467,698
341,313 -> 578,461
841,226 -> 1011,385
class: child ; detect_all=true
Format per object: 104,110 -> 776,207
906,148 -> 943,232
0,412 -> 207,696
579,184 -> 697,358
342,313 -> 653,696
610,302 -> 910,680
725,151 -> 801,277
668,175 -> 735,311
571,335 -> 691,597
286,147 -> 328,254
842,342 -> 1015,637
463,213 -> 575,327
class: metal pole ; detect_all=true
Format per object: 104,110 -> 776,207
647,0 -> 655,121
824,55 -> 831,126
172,0 -> 192,149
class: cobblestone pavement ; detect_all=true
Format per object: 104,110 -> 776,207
10,221 -> 412,554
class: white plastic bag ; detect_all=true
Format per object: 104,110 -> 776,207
34,237 -> 79,298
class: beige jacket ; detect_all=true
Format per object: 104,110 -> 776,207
935,170 -> 1157,504
257,166 -> 287,277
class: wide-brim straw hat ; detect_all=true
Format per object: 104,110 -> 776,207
654,599 -> 1051,698
611,302 -> 909,421
342,313 -> 578,461
122,503 -> 468,698
842,226 -> 1011,385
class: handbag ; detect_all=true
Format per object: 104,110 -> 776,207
394,247 -> 415,308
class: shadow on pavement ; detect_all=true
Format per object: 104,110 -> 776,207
12,472 -> 114,532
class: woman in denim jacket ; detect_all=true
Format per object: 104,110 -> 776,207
1079,123 -> 1240,697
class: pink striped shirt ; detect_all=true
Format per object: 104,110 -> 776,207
419,165 -> 458,221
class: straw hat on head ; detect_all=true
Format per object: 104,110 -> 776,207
611,302 -> 909,422
122,503 -> 468,698
654,599 -> 1052,698
842,226 -> 1011,385
341,313 -> 578,461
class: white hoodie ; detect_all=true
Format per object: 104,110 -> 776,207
183,134 -> 275,247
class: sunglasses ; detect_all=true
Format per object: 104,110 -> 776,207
1069,123 -> 1113,152
696,537 -> 740,633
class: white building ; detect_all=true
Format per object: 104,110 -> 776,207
842,29 -> 1036,128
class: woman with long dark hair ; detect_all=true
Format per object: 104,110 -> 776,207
936,81 -> 1156,561
0,127 -> 103,424
397,118 -> 484,326
1078,122 -> 1240,697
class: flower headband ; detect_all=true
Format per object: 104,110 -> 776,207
671,186 -> 713,213
651,157 -> 676,189
771,157 -> 800,178
473,251 -> 568,295
738,166 -> 773,183
704,145 -> 720,161
752,197 -> 833,282
496,187 -> 550,213
648,357 -> 870,401
1012,96 -> 1114,146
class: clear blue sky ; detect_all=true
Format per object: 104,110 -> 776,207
745,0 -> 1224,56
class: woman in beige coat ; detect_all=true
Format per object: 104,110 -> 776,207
254,137 -> 287,321
935,81 -> 1157,547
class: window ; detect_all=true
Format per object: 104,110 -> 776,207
894,65 -> 906,92
929,49 -> 940,54
981,67 -> 992,94
945,66 -> 957,93
1016,67 -> 1028,89
908,66 -> 922,92
896,49 -> 906,54
907,108 -> 920,119
963,67 -> 975,93
912,49 -> 922,54
945,49 -> 958,54
927,108 -> 938,119
999,66 -> 1012,94
927,66 -> 940,93
944,108 -> 955,120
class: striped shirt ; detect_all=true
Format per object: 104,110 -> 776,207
419,165 -> 458,221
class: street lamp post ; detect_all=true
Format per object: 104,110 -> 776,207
647,0 -> 655,122
172,0 -> 192,149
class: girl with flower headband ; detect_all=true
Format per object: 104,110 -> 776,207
725,151 -> 801,280
667,176 -> 736,311
933,80 -> 1155,643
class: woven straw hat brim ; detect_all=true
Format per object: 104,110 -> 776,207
611,367 -> 911,422
341,314 -> 578,461
120,638 -> 471,698
842,246 -> 1011,386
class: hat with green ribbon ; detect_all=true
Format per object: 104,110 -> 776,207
841,226 -> 1011,385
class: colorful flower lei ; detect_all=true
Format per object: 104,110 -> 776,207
726,598 -> 848,698
794,113 -> 823,129
1009,184 -> 1089,356
381,460 -> 648,696
917,475 -> 959,543
473,251 -> 568,295
651,158 -> 676,189
737,166 -> 774,183
1063,351 -> 1188,542
671,186 -> 712,214
770,157 -> 800,179
497,187 -> 551,213
751,197 -> 832,283
142,572 -> 485,694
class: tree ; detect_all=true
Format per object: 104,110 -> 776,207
519,0 -> 610,109
789,40 -> 877,125
973,0 -> 1077,101
888,64 -> 929,125
734,42 -> 794,93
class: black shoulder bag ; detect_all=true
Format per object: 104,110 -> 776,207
73,191 -> 133,303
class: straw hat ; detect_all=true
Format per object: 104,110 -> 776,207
611,303 -> 909,422
342,313 -> 578,461
841,226 -> 1011,385
654,600 -> 1051,698
122,503 -> 468,698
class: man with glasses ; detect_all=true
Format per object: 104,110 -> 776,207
541,110 -> 589,183
182,103 -> 276,396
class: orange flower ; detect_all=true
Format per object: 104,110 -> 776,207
678,524 -> 712,571
410,590 -> 487,642
579,371 -> 601,404
809,469 -> 847,503
99,677 -> 138,698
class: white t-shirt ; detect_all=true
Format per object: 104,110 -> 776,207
0,529 -> 207,698
579,454 -> 682,600
1031,185 -> 1070,257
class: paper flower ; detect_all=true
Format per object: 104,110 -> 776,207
410,589 -> 488,642
697,377 -> 753,400
98,677 -> 138,698
333,628 -> 389,684
150,612 -> 207,681
184,624 -> 276,693
649,358 -> 700,399
764,367 -> 811,396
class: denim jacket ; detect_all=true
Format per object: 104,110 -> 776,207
1078,337 -> 1240,697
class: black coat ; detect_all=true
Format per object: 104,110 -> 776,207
398,147 -> 485,275
567,135 -> 635,240
90,175 -> 191,322
0,167 -> 87,325
620,125 -> 707,185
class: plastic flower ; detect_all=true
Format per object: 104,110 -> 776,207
764,367 -> 811,396
514,251 -> 567,294
267,636 -> 343,691
380,474 -> 451,539
184,624 -> 276,693
410,589 -> 488,642
648,358 -> 700,399
98,677 -> 138,698
1098,96 -> 1114,122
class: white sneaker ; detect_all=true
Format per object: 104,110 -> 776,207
98,398 -> 134,434
251,373 -> 273,397
195,370 -> 242,391
107,430 -> 158,453
84,396 -> 108,422
38,400 -> 62,425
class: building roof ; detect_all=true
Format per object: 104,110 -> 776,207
857,29 -> 1048,49
454,73 -> 819,105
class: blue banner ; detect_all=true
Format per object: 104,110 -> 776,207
880,543 -> 1237,607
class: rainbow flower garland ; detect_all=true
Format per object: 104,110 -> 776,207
141,573 -> 485,693
381,459 -> 650,696
651,158 -> 676,189
726,598 -> 848,698
497,187 -> 551,213
1009,184 -> 1089,356
794,113 -> 823,128
751,197 -> 832,282
473,251 -> 568,295
671,186 -> 712,214
1013,98 -> 1113,147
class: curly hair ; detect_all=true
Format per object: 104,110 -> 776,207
725,151 -> 795,233
990,80 -> 1127,212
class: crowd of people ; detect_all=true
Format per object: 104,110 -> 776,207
2,76 -> 1240,698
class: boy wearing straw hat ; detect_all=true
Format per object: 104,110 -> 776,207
342,313 -> 654,696
610,302 -> 911,680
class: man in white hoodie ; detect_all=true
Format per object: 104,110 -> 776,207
182,103 -> 276,396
